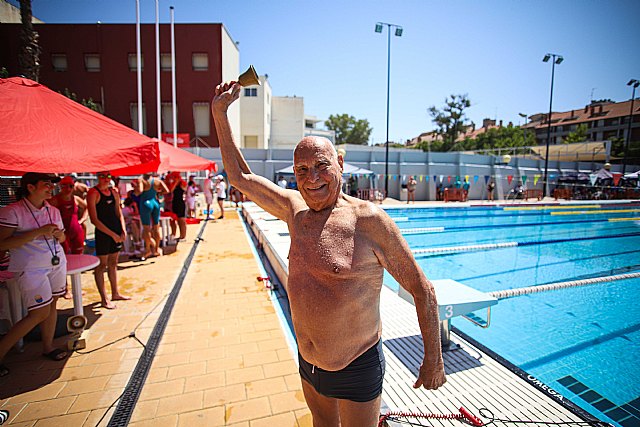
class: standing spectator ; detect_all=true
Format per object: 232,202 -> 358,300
136,173 -> 169,259
185,180 -> 198,218
277,175 -> 288,189
215,175 -> 227,219
87,171 -> 130,309
203,173 -> 215,220
171,174 -> 188,240
487,180 -> 495,201
0,173 -> 69,376
287,177 -> 298,190
407,176 -> 417,204
49,175 -> 87,299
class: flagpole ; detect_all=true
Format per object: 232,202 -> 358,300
155,0 -> 161,139
136,0 -> 143,134
170,6 -> 177,148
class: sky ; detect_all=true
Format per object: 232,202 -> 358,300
23,0 -> 640,146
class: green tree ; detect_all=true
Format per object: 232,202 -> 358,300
324,114 -> 372,145
61,88 -> 103,113
427,94 -> 471,151
18,0 -> 40,81
563,124 -> 589,144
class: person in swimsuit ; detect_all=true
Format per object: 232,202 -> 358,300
87,171 -> 130,309
184,180 -> 197,218
0,173 -> 69,376
212,82 -> 445,426
135,173 -> 169,259
170,174 -> 187,240
49,175 -> 87,299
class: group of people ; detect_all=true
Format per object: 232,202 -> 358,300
0,169 -> 231,377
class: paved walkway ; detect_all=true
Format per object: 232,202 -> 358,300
0,209 -> 311,426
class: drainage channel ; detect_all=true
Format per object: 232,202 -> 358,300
107,220 -> 208,427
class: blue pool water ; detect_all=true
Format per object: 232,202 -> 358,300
383,203 -> 640,427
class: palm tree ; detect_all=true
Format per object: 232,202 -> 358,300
18,0 -> 40,81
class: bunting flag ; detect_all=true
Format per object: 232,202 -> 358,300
455,175 -> 460,182
549,174 -> 556,180
419,175 -> 423,182
393,175 -> 397,180
534,174 -> 541,185
507,175 -> 513,185
589,173 -> 598,186
433,175 -> 437,183
474,175 -> 479,183
522,175 -> 527,184
378,174 -> 383,180
613,173 -> 622,186
464,175 -> 469,183
484,175 -> 490,184
447,176 -> 452,183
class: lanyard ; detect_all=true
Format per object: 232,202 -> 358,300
23,199 -> 60,265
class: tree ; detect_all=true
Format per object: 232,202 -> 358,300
427,94 -> 471,151
61,88 -> 103,113
324,114 -> 372,145
18,0 -> 40,81
563,124 -> 589,144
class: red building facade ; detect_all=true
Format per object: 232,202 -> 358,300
0,23 -> 232,147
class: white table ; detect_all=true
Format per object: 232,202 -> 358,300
66,254 -> 100,317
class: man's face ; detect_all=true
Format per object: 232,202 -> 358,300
294,138 -> 343,211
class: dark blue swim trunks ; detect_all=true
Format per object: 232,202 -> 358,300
298,339 -> 385,402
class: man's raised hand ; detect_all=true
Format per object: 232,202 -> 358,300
212,82 -> 241,114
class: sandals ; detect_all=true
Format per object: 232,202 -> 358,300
42,348 -> 68,361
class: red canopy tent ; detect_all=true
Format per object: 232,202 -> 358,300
111,141 -> 216,175
0,77 -> 160,175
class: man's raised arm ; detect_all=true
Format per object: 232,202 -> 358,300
211,82 -> 298,222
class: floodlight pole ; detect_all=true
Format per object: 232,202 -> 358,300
622,79 -> 639,175
375,22 -> 402,196
542,53 -> 563,198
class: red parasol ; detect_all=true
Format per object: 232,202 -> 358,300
111,141 -> 216,175
0,77 -> 160,175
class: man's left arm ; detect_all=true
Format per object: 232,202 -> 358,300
368,207 -> 446,390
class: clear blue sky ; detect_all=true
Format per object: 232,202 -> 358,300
25,0 -> 640,145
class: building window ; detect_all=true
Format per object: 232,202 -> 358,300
128,54 -> 144,71
51,54 -> 67,72
193,102 -> 210,136
84,54 -> 100,72
130,103 -> 147,134
244,135 -> 258,148
192,53 -> 208,71
244,88 -> 257,97
161,102 -> 176,133
160,53 -> 172,71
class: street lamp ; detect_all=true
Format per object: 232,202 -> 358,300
542,53 -> 563,197
375,21 -> 403,196
622,79 -> 639,175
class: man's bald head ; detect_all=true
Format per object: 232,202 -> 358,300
294,136 -> 337,160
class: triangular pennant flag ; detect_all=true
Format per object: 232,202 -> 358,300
534,174 -> 540,185
613,173 -> 621,186
419,175 -> 423,182
455,175 -> 460,182
589,173 -> 598,186
424,175 -> 428,182
507,175 -> 513,185
433,175 -> 437,183
522,175 -> 527,184
484,175 -> 490,184
393,174 -> 397,180
464,175 -> 469,183
549,174 -> 556,180
447,176 -> 451,183
474,175 -> 479,183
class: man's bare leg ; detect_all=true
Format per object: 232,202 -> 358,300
301,378 -> 340,427
338,395 -> 381,427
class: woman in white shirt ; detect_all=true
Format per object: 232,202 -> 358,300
215,176 -> 227,219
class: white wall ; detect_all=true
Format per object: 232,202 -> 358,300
271,96 -> 304,148
240,75 -> 271,148
221,25 -> 240,144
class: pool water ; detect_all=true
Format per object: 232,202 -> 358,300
383,203 -> 640,427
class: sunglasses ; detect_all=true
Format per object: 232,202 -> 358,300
98,174 -> 112,179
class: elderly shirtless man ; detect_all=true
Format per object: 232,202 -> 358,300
212,83 -> 445,426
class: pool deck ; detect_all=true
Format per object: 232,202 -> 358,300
0,198 -> 612,426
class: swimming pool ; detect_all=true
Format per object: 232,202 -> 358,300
383,203 -> 640,427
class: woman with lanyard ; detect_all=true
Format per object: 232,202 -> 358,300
87,171 -> 130,309
0,173 -> 69,377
